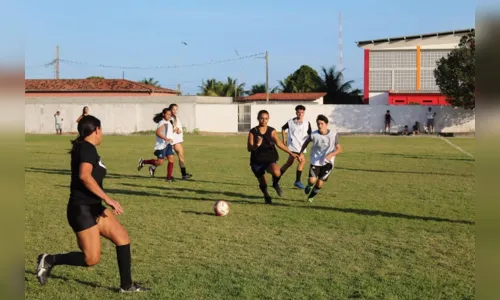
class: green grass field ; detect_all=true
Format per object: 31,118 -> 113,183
25,134 -> 475,299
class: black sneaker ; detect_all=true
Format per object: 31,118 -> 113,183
36,254 -> 53,285
273,183 -> 283,197
182,173 -> 192,180
264,195 -> 273,204
119,283 -> 151,293
149,166 -> 156,177
137,159 -> 144,171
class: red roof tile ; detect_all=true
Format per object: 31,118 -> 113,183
237,92 -> 326,101
25,79 -> 180,94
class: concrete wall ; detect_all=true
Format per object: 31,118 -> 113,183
368,92 -> 389,105
250,104 -> 475,134
25,97 -> 475,134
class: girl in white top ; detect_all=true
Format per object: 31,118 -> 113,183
137,108 -> 176,182
169,104 -> 192,180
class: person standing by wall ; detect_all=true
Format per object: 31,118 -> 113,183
54,111 -> 63,135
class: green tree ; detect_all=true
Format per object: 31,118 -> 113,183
317,66 -> 363,104
140,77 -> 161,87
434,32 -> 475,109
246,83 -> 266,95
86,76 -> 104,79
198,77 -> 245,98
275,65 -> 322,93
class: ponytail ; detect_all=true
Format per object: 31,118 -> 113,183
68,115 -> 101,154
153,107 -> 170,123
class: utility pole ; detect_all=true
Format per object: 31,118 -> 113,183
339,12 -> 343,71
55,45 -> 60,79
122,71 -> 125,79
265,50 -> 269,102
177,83 -> 182,94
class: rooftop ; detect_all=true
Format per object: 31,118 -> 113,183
356,28 -> 474,47
25,78 -> 180,94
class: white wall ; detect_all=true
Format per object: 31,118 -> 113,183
194,104 -> 238,132
25,97 -> 475,134
250,104 -> 475,134
368,92 -> 389,105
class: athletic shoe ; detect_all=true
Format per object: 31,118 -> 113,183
166,177 -> 175,182
264,195 -> 273,204
273,183 -> 283,197
294,181 -> 305,189
307,197 -> 314,203
119,283 -> 151,293
182,173 -> 192,180
304,184 -> 312,195
137,159 -> 144,171
36,254 -> 53,285
149,166 -> 156,177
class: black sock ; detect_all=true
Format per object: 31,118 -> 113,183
259,184 -> 269,197
50,252 -> 87,267
309,187 -> 321,199
116,244 -> 133,290
181,167 -> 187,176
296,170 -> 302,182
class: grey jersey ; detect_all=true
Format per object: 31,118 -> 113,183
309,130 -> 339,166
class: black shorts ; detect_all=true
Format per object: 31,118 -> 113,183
67,203 -> 106,233
250,161 -> 276,178
309,163 -> 334,181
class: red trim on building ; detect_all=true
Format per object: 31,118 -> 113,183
388,93 -> 450,106
363,49 -> 370,104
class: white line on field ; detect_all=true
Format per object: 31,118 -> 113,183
439,136 -> 474,158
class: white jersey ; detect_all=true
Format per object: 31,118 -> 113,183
172,116 -> 184,144
54,115 -> 62,124
282,118 -> 311,153
427,111 -> 434,119
309,130 -> 339,166
154,119 -> 174,150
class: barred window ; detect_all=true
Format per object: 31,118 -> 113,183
421,50 -> 451,68
369,70 -> 392,91
394,70 -> 416,90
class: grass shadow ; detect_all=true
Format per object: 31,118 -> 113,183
182,210 -> 216,216
336,166 -> 473,177
378,153 -> 475,162
24,269 -> 117,292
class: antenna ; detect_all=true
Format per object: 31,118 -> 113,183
55,45 -> 60,79
338,12 -> 343,71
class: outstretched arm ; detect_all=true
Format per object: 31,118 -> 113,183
247,130 -> 262,152
298,136 -> 311,155
272,129 -> 299,160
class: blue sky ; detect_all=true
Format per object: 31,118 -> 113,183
23,0 -> 475,95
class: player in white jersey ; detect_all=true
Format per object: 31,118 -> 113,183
279,105 -> 311,189
298,114 -> 342,202
169,104 -> 193,180
426,107 -> 436,134
137,108 -> 176,182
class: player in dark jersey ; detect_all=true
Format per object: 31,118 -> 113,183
247,110 -> 301,204
35,116 -> 150,293
384,110 -> 395,134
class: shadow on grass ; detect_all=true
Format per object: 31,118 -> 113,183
378,153 -> 475,162
336,166 -> 474,177
182,210 -> 216,216
24,269 -> 117,292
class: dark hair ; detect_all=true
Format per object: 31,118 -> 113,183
82,106 -> 89,116
386,110 -> 390,113
316,114 -> 329,124
295,105 -> 306,111
257,110 -> 269,119
69,115 -> 101,154
168,103 -> 178,111
153,108 -> 170,123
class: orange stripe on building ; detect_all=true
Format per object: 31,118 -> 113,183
416,45 -> 421,90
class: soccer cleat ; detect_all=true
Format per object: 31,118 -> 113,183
305,184 -> 312,195
307,197 -> 314,203
273,183 -> 283,197
294,181 -> 305,189
166,177 -> 175,182
36,254 -> 53,285
119,283 -> 151,293
182,173 -> 192,180
148,166 -> 156,177
137,159 -> 144,171
264,195 -> 273,204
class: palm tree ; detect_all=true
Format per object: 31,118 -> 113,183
246,83 -> 266,96
140,77 -> 161,87
198,77 -> 245,98
317,66 -> 362,104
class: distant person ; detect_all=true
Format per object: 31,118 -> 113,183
76,106 -> 90,123
384,110 -> 395,134
279,105 -> 312,189
54,111 -> 63,135
426,107 -> 436,134
412,121 -> 420,135
298,115 -> 342,202
247,110 -> 300,204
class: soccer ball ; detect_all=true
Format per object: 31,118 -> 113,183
214,200 -> 229,216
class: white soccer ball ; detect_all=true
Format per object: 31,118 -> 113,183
214,200 -> 230,216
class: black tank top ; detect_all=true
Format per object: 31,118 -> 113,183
250,126 -> 279,164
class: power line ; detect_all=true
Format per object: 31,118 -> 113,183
54,52 -> 265,70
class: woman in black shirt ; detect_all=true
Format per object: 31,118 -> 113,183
248,110 -> 300,204
36,115 -> 150,293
